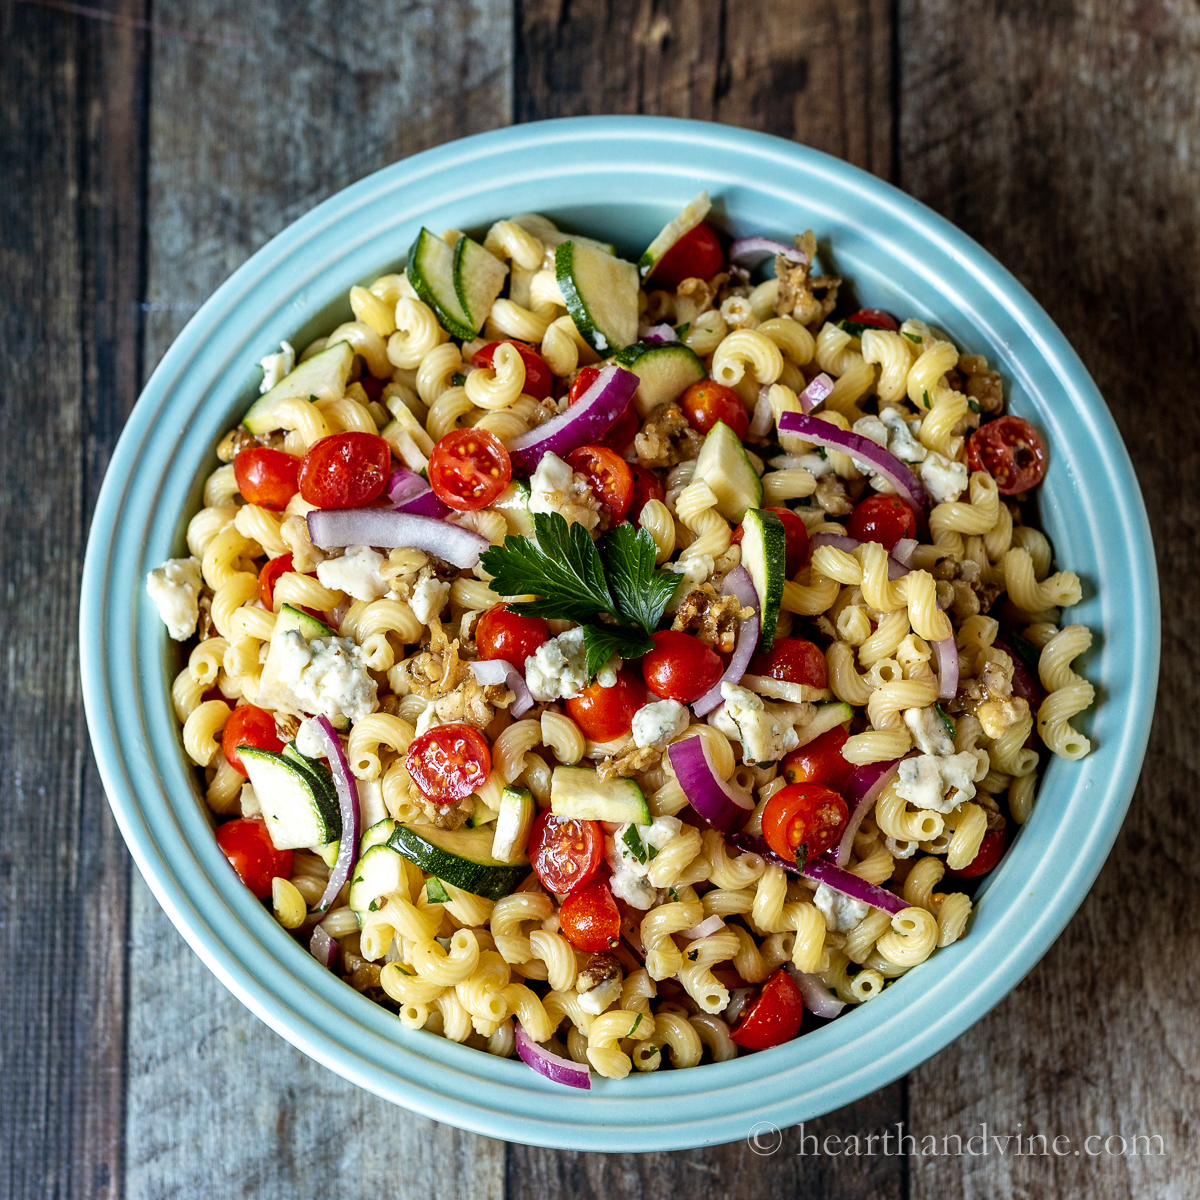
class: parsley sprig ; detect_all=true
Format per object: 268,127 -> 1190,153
480,512 -> 679,680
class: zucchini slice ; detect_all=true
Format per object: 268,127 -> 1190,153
550,767 -> 651,825
638,191 -> 712,281
740,507 -> 786,651
241,747 -> 342,851
794,702 -> 854,749
406,227 -> 475,339
693,419 -> 764,523
243,340 -> 354,435
386,823 -> 527,900
554,240 -> 639,355
453,235 -> 509,335
347,842 -> 406,916
614,341 -> 707,418
492,785 -> 535,864
359,817 -> 398,854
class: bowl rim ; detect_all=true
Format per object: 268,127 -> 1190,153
80,115 -> 1160,1151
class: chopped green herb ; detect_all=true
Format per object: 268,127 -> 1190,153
923,388 -> 932,409
629,1013 -> 643,1036
668,886 -> 679,901
1006,633 -> 1044,677
967,398 -> 983,414
839,319 -> 873,337
451,372 -> 466,387
621,824 -> 650,865
395,964 -> 414,976
815,446 -> 828,460
675,322 -> 691,341
643,1044 -> 661,1058
601,522 -> 679,638
368,899 -> 380,912
425,878 -> 451,903
903,331 -> 922,344
582,624 -> 653,682
934,702 -> 955,740
795,842 -> 808,871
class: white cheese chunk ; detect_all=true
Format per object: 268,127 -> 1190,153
605,816 -> 681,911
578,974 -> 623,1015
524,626 -> 588,702
529,451 -> 601,531
813,882 -> 869,932
316,545 -> 389,603
918,450 -> 969,503
895,749 -> 989,814
273,629 -> 377,723
145,556 -> 203,641
258,340 -> 296,393
904,705 -> 955,756
409,568 -> 450,624
631,699 -> 690,750
710,682 -> 811,764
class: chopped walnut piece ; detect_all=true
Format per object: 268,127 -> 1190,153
634,402 -> 703,469
598,743 -> 661,780
196,592 -> 215,641
342,954 -> 382,993
676,272 -> 729,315
576,953 -> 622,994
773,231 -> 841,325
424,793 -> 474,829
959,354 -> 1005,414
672,585 -> 751,654
814,475 -> 853,515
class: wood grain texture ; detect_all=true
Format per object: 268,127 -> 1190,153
0,3 -> 145,1199
126,4 -> 511,1198
899,1 -> 1199,1196
515,0 -> 893,175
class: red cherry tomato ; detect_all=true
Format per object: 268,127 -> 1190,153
559,881 -> 621,951
947,826 -> 1007,879
844,308 -> 900,332
529,812 -> 604,895
428,427 -> 512,511
472,340 -> 553,400
729,967 -> 805,1049
966,415 -> 1047,495
568,366 -> 638,451
648,221 -> 725,290
761,782 -> 848,863
234,446 -> 300,510
475,604 -> 550,666
566,445 -> 634,522
567,366 -> 603,407
221,703 -> 284,776
641,630 -> 724,705
298,432 -> 391,509
846,494 -> 919,551
678,381 -> 749,440
781,725 -> 855,792
215,817 -> 293,900
748,637 -> 828,689
258,553 -> 294,609
731,507 -> 809,578
405,724 -> 491,803
629,463 -> 665,525
565,668 -> 647,742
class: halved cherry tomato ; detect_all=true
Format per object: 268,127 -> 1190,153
428,427 -> 512,511
529,812 -> 604,895
648,221 -> 725,290
678,380 -> 749,440
405,724 -> 491,802
731,507 -> 809,578
215,816 -> 293,900
628,463 -> 666,525
568,365 -> 639,451
566,444 -> 633,522
559,880 -> 621,951
641,630 -> 724,705
472,340 -> 553,400
967,415 -> 1046,495
258,552 -> 295,609
947,825 -> 1007,879
749,637 -> 828,689
298,431 -> 391,509
761,782 -> 848,863
475,604 -> 550,666
222,703 -> 284,776
846,494 -> 919,551
234,446 -> 300,510
781,725 -> 855,792
729,967 -> 805,1049
844,308 -> 900,332
565,668 -> 647,742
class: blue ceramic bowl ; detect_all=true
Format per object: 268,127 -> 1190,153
80,117 -> 1159,1150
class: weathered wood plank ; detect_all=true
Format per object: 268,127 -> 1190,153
899,1 -> 1200,1196
516,0 -> 893,177
512,3 -> 901,1191
126,4 -> 512,1197
0,3 -> 146,1199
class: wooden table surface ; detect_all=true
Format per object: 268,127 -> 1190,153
4,1 -> 1195,1196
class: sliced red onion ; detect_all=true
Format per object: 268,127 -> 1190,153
506,364 -> 639,475
831,757 -> 903,867
785,965 -> 846,1019
469,658 -> 534,717
387,467 -> 427,505
680,914 -> 726,942
749,387 -> 775,438
798,372 -> 834,413
307,509 -> 488,569
891,538 -> 917,567
692,566 -> 759,717
728,237 -> 808,269
807,532 -> 909,581
640,324 -> 678,344
310,715 -> 361,913
514,1021 -> 591,1090
802,857 -> 907,914
394,487 -> 450,520
778,412 -> 929,512
666,736 -> 755,832
309,924 -> 337,969
933,636 -> 959,701
729,833 -> 907,914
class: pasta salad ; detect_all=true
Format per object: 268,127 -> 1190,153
147,195 -> 1097,1087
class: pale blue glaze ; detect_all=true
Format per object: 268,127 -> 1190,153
80,117 -> 1159,1150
